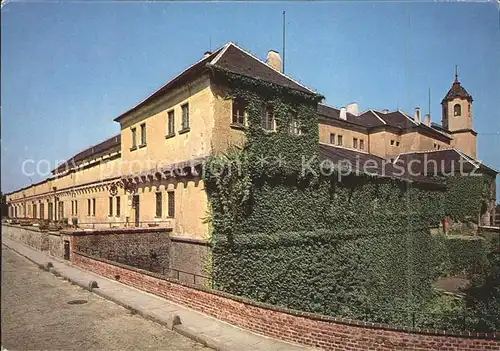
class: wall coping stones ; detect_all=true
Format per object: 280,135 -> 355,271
73,250 -> 500,341
170,235 -> 211,247
62,227 -> 171,236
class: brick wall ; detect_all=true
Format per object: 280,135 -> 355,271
72,253 -> 500,351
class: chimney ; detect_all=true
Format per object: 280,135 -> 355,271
339,107 -> 347,120
382,109 -> 389,114
204,51 -> 212,58
346,103 -> 358,117
414,107 -> 421,123
424,113 -> 431,126
266,50 -> 283,73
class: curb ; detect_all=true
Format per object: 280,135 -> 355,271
2,242 -> 218,350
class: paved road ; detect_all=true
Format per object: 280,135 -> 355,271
1,246 -> 208,350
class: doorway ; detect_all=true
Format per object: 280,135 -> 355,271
63,240 -> 70,260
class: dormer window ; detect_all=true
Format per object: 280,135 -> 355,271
453,103 -> 461,117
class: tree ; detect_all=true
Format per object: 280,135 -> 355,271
463,237 -> 500,332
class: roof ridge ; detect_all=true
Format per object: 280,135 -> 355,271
218,42 -> 317,95
319,141 -> 370,155
369,109 -> 387,125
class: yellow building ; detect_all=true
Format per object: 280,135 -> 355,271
5,42 -> 492,234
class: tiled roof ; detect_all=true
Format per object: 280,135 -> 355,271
115,42 -> 318,123
52,134 -> 121,174
354,110 -> 386,128
394,149 -> 497,176
209,43 -> 316,95
318,144 -> 440,184
317,104 -> 366,128
114,48 -> 223,122
442,80 -> 472,103
377,110 -> 416,129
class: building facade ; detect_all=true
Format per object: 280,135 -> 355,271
5,41 -> 497,236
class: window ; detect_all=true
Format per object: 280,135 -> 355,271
87,199 -> 91,216
232,99 -> 246,125
337,135 -> 343,146
33,204 -> 37,219
453,103 -> 461,116
131,127 -> 137,149
353,138 -> 358,149
262,105 -> 275,131
92,198 -> 96,216
155,192 -> 162,217
116,196 -> 120,217
390,140 -> 395,146
109,197 -> 113,217
330,133 -> 335,145
396,141 -> 400,147
288,111 -> 301,135
167,191 -> 175,218
71,201 -> 74,216
468,104 -> 471,115
167,110 -> 175,136
438,145 -> 441,150
360,139 -> 365,150
40,203 -> 44,219
140,123 -> 146,146
75,200 -> 78,215
181,103 -> 189,130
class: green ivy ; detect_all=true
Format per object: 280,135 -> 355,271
203,71 -> 493,328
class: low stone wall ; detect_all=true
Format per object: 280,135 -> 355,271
72,252 -> 500,351
170,236 -> 211,286
2,224 -> 49,251
68,227 -> 172,276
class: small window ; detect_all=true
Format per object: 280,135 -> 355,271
155,192 -> 162,217
337,135 -> 343,146
131,127 -> 137,149
181,103 -> 189,130
109,197 -> 113,217
353,138 -> 358,149
262,105 -> 275,131
288,112 -> 301,135
116,196 -> 120,217
438,145 -> 441,150
167,191 -> 175,218
87,199 -> 91,216
390,140 -> 395,146
396,141 -> 400,147
167,110 -> 175,136
360,139 -> 365,150
71,201 -> 74,216
330,133 -> 336,145
75,200 -> 78,215
92,198 -> 96,217
434,143 -> 437,149
453,103 -> 461,116
232,99 -> 246,125
140,123 -> 146,146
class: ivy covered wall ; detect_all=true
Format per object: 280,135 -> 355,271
204,69 -> 495,326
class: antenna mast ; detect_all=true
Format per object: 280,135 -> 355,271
282,11 -> 286,74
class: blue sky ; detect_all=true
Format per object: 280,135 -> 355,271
2,2 -> 499,200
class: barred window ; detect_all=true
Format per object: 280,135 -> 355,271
155,192 -> 162,217
167,191 -> 175,218
109,197 -> 113,217
116,196 -> 120,217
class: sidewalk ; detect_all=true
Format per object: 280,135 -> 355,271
2,237 -> 313,351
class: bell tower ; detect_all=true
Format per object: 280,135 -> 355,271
441,66 -> 477,158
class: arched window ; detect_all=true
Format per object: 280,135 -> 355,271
453,103 -> 461,116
